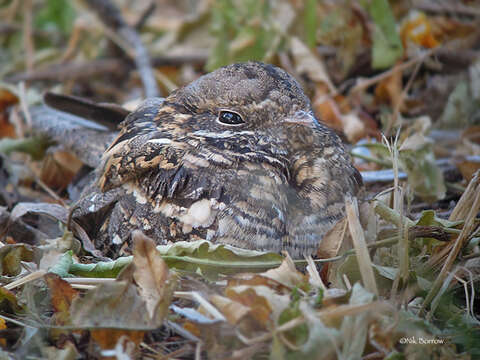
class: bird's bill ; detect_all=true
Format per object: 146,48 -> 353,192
282,111 -> 317,128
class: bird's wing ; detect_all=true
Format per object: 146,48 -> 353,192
285,130 -> 363,256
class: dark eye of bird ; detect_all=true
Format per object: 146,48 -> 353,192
218,110 -> 245,126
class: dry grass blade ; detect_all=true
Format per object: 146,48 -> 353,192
449,170 -> 480,221
345,196 -> 379,296
421,171 -> 480,315
3,270 -> 46,290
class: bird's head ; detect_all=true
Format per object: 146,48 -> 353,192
157,62 -> 321,157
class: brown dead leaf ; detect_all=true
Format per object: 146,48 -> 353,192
0,89 -> 18,138
454,156 -> 480,182
374,64 -> 403,109
0,317 -> 6,347
313,91 -> 365,142
369,320 -> 394,354
209,294 -> 250,325
313,95 -> 344,132
225,286 -> 273,327
69,280 -> 153,329
44,273 -> 79,326
400,11 -> 440,49
261,254 -> 306,289
0,115 -> 16,139
131,230 -> 176,322
40,151 -> 83,190
183,321 -> 202,338
290,37 -> 335,92
225,283 -> 291,330
316,217 -> 348,259
90,329 -> 144,351
0,89 -> 18,112
462,125 -> 480,146
227,274 -> 292,294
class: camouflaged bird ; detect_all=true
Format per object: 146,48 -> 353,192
66,62 -> 362,258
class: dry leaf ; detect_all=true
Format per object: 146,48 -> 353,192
454,156 -> 480,182
290,37 -> 335,92
131,230 -> 173,321
261,254 -> 306,289
209,294 -> 250,325
400,11 -> 440,49
40,151 -> 83,190
44,273 -> 79,326
316,217 -> 348,259
374,64 -> 403,109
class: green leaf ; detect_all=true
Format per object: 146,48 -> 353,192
157,240 -> 284,279
364,0 -> 403,69
48,251 -> 74,278
59,240 -> 283,279
414,210 -> 463,228
68,256 -> 133,278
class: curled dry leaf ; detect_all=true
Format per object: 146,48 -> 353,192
10,202 -> 68,224
131,230 -> 177,322
454,156 -> 480,182
40,151 -> 83,190
44,273 -> 79,326
209,294 -> 250,325
261,253 -> 306,289
290,37 -> 335,92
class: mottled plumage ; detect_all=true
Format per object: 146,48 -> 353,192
69,62 -> 362,258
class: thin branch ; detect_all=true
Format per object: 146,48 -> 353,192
83,0 -> 159,97
22,0 -> 34,73
6,58 -> 128,83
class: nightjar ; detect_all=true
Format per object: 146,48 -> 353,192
63,62 -> 362,258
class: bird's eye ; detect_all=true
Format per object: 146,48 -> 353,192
217,110 -> 245,126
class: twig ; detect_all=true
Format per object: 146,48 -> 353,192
134,1 -> 156,30
60,19 -> 85,63
151,54 -> 208,67
350,49 -> 435,94
387,56 -> 424,136
6,58 -> 128,83
33,176 -> 66,206
84,0 -> 159,98
22,0 -> 34,73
